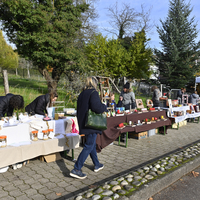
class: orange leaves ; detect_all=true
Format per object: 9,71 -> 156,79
191,171 -> 199,177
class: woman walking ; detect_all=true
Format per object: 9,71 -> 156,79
70,76 -> 107,179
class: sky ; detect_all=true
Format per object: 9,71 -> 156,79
94,0 -> 200,50
2,0 -> 200,50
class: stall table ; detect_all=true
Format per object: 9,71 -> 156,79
162,106 -> 200,129
96,110 -> 171,151
0,117 -> 80,169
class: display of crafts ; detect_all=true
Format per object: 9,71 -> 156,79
143,117 -> 162,124
43,116 -> 51,121
136,120 -> 143,126
149,107 -> 156,111
151,117 -> 157,123
136,108 -> 142,114
143,118 -> 151,124
117,123 -> 126,129
116,107 -> 125,116
106,111 -> 116,117
160,115 -> 167,121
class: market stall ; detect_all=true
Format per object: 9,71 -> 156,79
96,110 -> 171,151
163,104 -> 200,129
0,117 -> 80,169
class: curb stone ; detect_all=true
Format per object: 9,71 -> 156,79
71,143 -> 200,200
128,155 -> 200,200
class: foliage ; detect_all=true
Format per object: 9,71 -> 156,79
84,33 -> 130,79
0,30 -> 18,69
128,29 -> 154,79
154,0 -> 200,89
0,0 -> 90,91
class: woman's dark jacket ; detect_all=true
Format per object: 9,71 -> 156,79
25,94 -> 50,115
77,88 -> 107,135
0,93 -> 14,117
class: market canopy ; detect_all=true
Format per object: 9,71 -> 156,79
195,77 -> 200,83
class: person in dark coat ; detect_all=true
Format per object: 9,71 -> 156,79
25,92 -> 58,115
70,76 -> 107,179
0,93 -> 24,117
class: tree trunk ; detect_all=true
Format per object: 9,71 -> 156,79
136,79 -> 141,95
123,76 -> 127,85
38,68 -> 58,93
27,67 -> 30,78
3,70 -> 9,94
16,68 -> 18,76
109,77 -> 121,94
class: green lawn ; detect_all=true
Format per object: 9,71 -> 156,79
0,74 -> 151,113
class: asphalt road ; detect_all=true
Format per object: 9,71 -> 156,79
152,164 -> 200,200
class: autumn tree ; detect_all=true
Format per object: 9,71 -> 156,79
0,0 -> 89,92
154,0 -> 200,89
0,30 -> 18,71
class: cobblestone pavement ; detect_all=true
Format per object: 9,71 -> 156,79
1,122 -> 200,200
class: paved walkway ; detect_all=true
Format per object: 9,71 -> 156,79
1,122 -> 200,200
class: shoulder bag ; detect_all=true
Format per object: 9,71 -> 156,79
85,90 -> 107,131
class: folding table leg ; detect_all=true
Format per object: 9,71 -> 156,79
118,135 -> 121,146
125,132 -> 128,148
164,126 -> 166,135
71,149 -> 74,160
64,150 -> 68,157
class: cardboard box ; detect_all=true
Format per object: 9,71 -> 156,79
155,129 -> 158,134
148,129 -> 156,137
40,152 -> 62,163
132,131 -> 148,140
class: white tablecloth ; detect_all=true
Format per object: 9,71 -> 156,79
0,117 -> 80,168
0,134 -> 79,168
162,106 -> 190,112
170,112 -> 200,123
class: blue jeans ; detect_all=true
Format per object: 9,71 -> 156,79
74,133 -> 100,170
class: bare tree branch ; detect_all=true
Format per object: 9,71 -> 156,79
103,1 -> 153,39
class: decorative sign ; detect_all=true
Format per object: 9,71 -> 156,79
136,99 -> 144,109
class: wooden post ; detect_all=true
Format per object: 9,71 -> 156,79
3,70 -> 9,94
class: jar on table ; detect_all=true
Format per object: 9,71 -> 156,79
48,129 -> 54,138
48,129 -> 53,134
42,130 -> 49,140
0,135 -> 7,147
31,131 -> 38,141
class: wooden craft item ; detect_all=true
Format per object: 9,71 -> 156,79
136,99 -> 144,109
